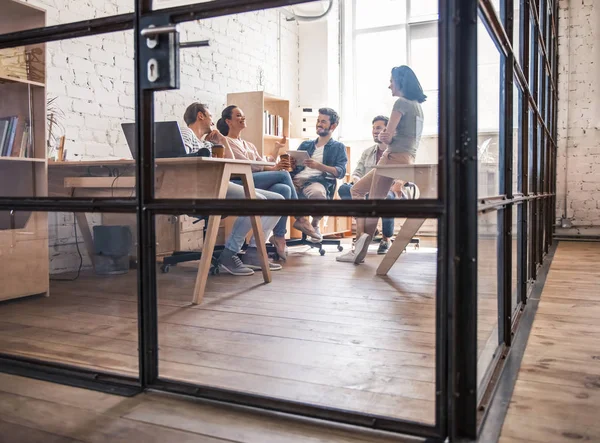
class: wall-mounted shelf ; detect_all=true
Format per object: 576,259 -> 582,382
0,156 -> 46,163
0,74 -> 45,88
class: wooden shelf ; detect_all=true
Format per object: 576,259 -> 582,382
0,156 -> 45,163
0,0 -> 49,302
227,91 -> 290,158
0,74 -> 45,88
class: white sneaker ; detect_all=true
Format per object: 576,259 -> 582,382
353,233 -> 372,264
336,250 -> 364,263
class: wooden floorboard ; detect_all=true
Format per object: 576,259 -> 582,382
0,372 -> 425,443
499,241 -> 600,443
0,238 -> 500,426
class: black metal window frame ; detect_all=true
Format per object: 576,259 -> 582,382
0,0 -> 559,441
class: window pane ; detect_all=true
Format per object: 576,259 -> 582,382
156,213 -> 439,425
512,204 -> 520,315
355,0 -> 407,29
478,209 -> 500,392
409,23 -> 438,91
409,0 -> 438,20
0,0 -> 133,32
351,29 -> 407,138
0,210 -> 139,379
513,79 -> 522,194
478,20 -> 502,198
409,23 -> 439,136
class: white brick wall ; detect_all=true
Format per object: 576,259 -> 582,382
557,0 -> 600,234
21,0 -> 299,272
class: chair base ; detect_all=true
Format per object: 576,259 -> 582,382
284,234 -> 344,257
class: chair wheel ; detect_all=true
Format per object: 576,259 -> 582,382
337,245 -> 344,252
161,264 -> 170,273
319,249 -> 326,256
210,266 -> 219,275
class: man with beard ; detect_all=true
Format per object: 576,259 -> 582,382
337,115 -> 405,255
289,107 -> 348,241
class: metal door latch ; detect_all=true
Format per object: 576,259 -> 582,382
139,16 -> 212,91
139,19 -> 180,91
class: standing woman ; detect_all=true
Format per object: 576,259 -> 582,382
217,105 -> 300,259
337,65 -> 427,264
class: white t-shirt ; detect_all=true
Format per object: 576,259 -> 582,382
293,145 -> 325,186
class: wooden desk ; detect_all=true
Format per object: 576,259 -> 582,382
49,157 -> 274,304
373,164 -> 438,276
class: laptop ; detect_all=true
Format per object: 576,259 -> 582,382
121,121 -> 188,159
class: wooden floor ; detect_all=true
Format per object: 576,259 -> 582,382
0,237 -> 499,427
0,372 -> 425,443
500,241 -> 600,443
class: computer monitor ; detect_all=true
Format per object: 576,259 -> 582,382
121,121 -> 187,159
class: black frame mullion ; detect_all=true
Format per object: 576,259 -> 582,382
498,0 -> 514,347
448,0 -> 478,439
437,0 -> 451,434
519,0 -> 531,305
530,12 -> 539,280
134,0 -> 159,388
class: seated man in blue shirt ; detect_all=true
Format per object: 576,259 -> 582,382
181,102 -> 283,276
290,107 -> 348,242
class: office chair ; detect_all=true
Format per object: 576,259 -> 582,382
160,216 -> 224,274
282,180 -> 344,257
160,216 -> 280,273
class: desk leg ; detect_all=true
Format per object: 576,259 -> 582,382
74,213 -> 96,269
191,167 -> 231,305
192,214 -> 221,305
376,218 -> 425,276
239,171 -> 271,284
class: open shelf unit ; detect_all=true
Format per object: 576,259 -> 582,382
0,0 -> 49,302
226,91 -> 290,158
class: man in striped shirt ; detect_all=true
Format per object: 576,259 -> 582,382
181,102 -> 284,275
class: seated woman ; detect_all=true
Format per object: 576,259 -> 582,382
217,105 -> 321,256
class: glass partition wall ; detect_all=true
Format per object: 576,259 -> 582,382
0,0 -> 558,440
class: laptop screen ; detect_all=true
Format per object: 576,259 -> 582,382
121,121 -> 186,159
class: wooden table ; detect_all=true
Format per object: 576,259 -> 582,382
48,157 -> 274,304
372,164 -> 438,276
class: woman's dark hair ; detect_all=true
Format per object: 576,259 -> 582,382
216,105 -> 237,136
183,102 -> 209,126
391,66 -> 427,103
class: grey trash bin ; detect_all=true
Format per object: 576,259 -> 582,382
93,225 -> 133,275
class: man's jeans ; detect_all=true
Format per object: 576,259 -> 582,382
337,183 -> 395,238
224,182 -> 282,252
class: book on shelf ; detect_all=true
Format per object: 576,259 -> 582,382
262,111 -> 284,137
0,115 -> 18,157
19,123 -> 32,158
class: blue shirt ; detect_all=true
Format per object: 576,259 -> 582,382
291,138 -> 347,181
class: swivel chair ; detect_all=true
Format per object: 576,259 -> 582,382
282,180 -> 344,257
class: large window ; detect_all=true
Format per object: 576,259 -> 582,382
341,0 -> 438,141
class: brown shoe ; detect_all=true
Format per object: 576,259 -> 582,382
293,218 -> 322,242
269,235 -> 287,261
